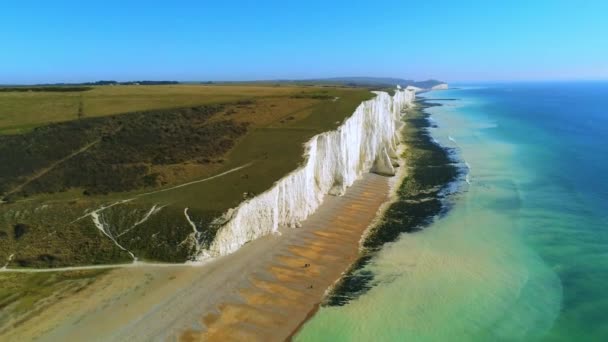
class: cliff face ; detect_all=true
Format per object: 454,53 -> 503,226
200,89 -> 415,258
431,83 -> 449,90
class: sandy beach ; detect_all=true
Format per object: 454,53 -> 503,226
2,172 -> 394,341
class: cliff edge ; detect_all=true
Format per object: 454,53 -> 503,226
202,88 -> 415,257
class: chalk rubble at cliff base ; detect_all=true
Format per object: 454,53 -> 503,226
201,88 -> 415,258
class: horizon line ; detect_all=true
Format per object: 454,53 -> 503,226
2,77 -> 608,87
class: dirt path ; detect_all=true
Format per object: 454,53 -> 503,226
135,162 -> 254,197
5,138 -> 100,197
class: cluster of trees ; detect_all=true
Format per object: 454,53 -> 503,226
0,117 -> 111,194
0,104 -> 248,197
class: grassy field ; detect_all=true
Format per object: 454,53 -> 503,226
0,84 -> 320,134
0,84 -> 374,266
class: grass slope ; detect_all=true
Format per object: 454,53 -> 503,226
0,85 -> 373,267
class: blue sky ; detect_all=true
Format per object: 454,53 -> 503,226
2,0 -> 607,83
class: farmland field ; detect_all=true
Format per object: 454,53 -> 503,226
0,84 -> 325,134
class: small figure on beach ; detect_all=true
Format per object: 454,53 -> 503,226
303,263 -> 310,268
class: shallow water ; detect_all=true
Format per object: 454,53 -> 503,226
296,82 -> 608,341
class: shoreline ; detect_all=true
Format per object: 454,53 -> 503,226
286,120 -> 412,340
285,303 -> 320,341
307,99 -> 459,312
2,90 -> 417,341
183,173 -> 394,341
192,97 -> 459,341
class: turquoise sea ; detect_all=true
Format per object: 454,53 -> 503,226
297,82 -> 608,341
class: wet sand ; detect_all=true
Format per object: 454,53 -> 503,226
3,173 -> 391,341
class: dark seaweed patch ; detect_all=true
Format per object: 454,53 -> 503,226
325,254 -> 375,306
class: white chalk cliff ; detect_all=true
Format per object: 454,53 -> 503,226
200,88 -> 415,258
431,83 -> 449,90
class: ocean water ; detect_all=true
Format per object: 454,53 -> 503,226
296,82 -> 608,341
